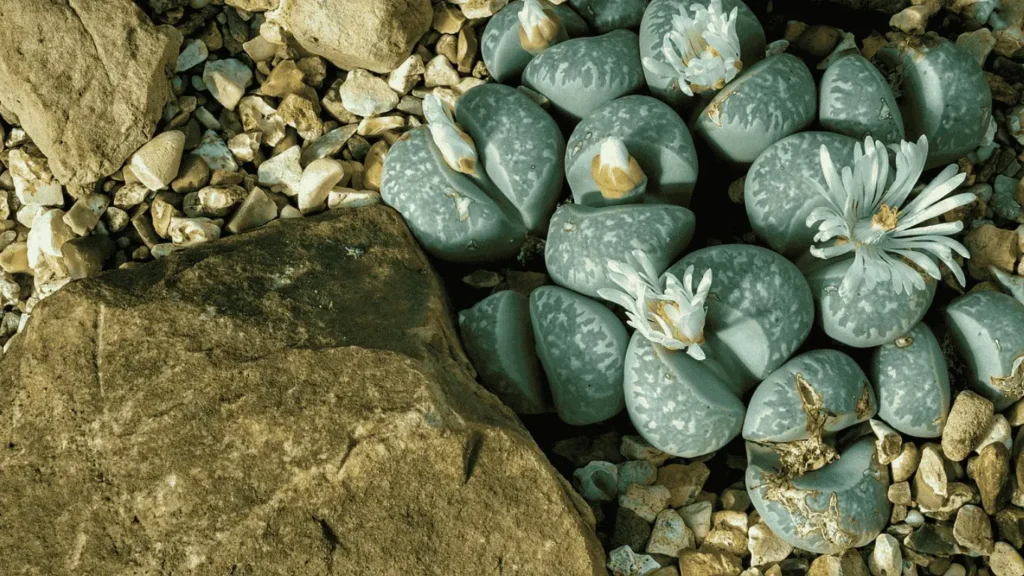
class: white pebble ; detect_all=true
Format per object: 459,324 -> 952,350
194,130 -> 238,172
338,69 -> 399,117
257,145 -> 303,196
9,149 -> 63,207
973,414 -> 1012,454
176,39 -> 209,72
168,217 -> 221,246
298,159 -> 345,214
26,209 -> 74,269
868,533 -> 902,576
328,188 -> 381,209
128,131 -> 185,192
203,59 -> 253,111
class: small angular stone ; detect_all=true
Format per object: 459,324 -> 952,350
888,482 -> 913,506
619,484 -> 670,523
176,39 -> 209,72
197,185 -> 245,218
194,130 -> 239,172
338,69 -> 399,117
943,391 -> 995,461
261,60 -> 305,98
647,509 -> 694,558
808,550 -> 869,576
974,414 -> 1013,454
869,533 -> 902,576
301,125 -> 358,166
970,442 -> 1012,515
607,545 -> 661,576
63,193 -> 110,236
203,59 -> 253,111
60,235 -> 115,280
26,209 -> 74,270
678,548 -> 743,576
953,505 -> 994,554
573,460 -> 618,502
277,92 -> 323,141
679,501 -> 713,543
892,442 -> 921,483
611,505 -> 653,552
227,187 -> 277,235
617,460 -> 657,495
168,216 -> 220,246
227,132 -> 261,164
258,145 -> 303,196
9,149 -> 63,207
749,521 -> 793,567
297,159 -> 345,214
0,242 -> 29,275
657,462 -> 710,508
129,131 -> 186,191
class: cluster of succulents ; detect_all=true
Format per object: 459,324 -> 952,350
380,0 -> 1023,561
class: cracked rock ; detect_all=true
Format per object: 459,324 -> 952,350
942,391 -> 994,462
952,505 -> 994,554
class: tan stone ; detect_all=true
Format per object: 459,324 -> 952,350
965,225 -> 1019,281
943,391 -> 995,461
657,462 -> 710,507
990,542 -> 1024,576
276,0 -> 432,74
678,548 -> 742,576
0,207 -> 607,575
0,0 -> 180,185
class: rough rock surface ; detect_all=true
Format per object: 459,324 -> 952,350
0,0 -> 180,184
276,0 -> 432,74
0,206 -> 607,575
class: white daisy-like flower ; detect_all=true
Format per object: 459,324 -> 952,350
517,0 -> 561,54
641,0 -> 743,97
805,134 -> 974,299
597,250 -> 713,360
422,94 -> 479,176
591,137 -> 647,200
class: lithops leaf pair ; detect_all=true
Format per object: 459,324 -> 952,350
481,0 -> 589,83
946,290 -> 1024,411
875,33 -> 993,168
522,29 -> 645,120
694,53 -> 817,164
381,83 -> 564,263
744,350 -> 889,554
617,244 -> 815,457
568,0 -> 647,33
639,0 -> 766,108
565,95 -> 700,207
819,52 -> 904,144
870,322 -> 951,438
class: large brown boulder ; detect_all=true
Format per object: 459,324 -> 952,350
0,207 -> 607,575
274,0 -> 432,73
0,0 -> 180,184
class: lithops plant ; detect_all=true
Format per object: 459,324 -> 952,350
801,135 -> 974,347
946,290 -> 1024,411
459,290 -> 552,415
380,85 -> 564,262
568,0 -> 647,33
530,285 -> 628,425
744,350 -> 888,553
481,0 -> 589,84
745,132 -> 858,258
607,244 -> 815,457
870,323 -> 950,438
875,33 -> 993,168
639,0 -> 765,108
522,29 -> 645,120
565,95 -> 699,207
545,203 -> 696,299
819,52 -> 904,144
694,53 -> 816,164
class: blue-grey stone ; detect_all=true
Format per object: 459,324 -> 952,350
666,244 -> 815,392
743,350 -> 876,443
623,333 -> 745,458
746,437 -> 891,554
617,460 -> 658,494
991,175 -> 1024,223
480,0 -> 588,84
545,203 -> 696,300
870,323 -> 951,438
946,290 -> 1024,411
380,127 -> 526,263
522,30 -> 645,120
568,0 -> 646,33
819,53 -> 904,144
456,83 -> 565,233
745,132 -> 859,258
639,0 -> 766,108
574,460 -> 619,501
804,256 -> 937,349
530,285 -> 628,425
876,35 -> 992,169
992,266 -> 1024,305
694,54 -> 817,164
458,290 -> 552,415
565,95 -> 699,206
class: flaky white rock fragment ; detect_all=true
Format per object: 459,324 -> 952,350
9,149 -> 63,207
868,533 -> 901,576
26,209 -> 74,270
870,419 -> 903,465
258,145 -> 303,196
387,54 -> 425,95
338,69 -> 399,117
168,217 -> 221,246
176,39 -> 209,72
328,188 -> 381,209
129,131 -> 186,191
63,194 -> 110,236
194,130 -> 239,172
203,59 -> 253,111
298,159 -> 345,214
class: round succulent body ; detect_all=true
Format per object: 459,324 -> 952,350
459,290 -> 552,414
666,244 -> 815,392
743,349 -> 876,445
819,52 -> 904,145
545,203 -> 696,300
456,83 -> 565,234
529,285 -> 628,425
694,54 -> 817,164
623,333 -> 745,457
481,0 -> 589,84
946,290 -> 1024,411
875,34 -> 992,169
745,132 -> 858,258
568,0 -> 646,33
639,0 -> 765,108
870,322 -> 951,438
746,437 -> 891,554
804,256 -> 937,349
381,127 -> 527,263
565,96 -> 699,207
522,30 -> 645,120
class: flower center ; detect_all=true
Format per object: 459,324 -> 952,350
646,300 -> 704,345
871,204 -> 900,231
